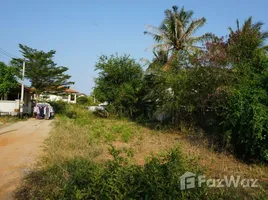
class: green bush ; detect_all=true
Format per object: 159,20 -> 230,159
16,147 -> 220,200
76,96 -> 89,105
48,101 -> 81,119
66,110 -> 78,119
49,100 -> 68,114
77,96 -> 96,106
222,86 -> 268,161
93,54 -> 143,117
93,109 -> 109,118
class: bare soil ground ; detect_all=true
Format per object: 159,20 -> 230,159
0,119 -> 53,200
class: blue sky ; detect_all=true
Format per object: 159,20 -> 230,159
1,0 -> 267,94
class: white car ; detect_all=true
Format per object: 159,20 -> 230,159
34,103 -> 54,119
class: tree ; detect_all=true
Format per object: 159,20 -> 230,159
194,37 -> 228,68
217,17 -> 268,161
145,49 -> 168,73
11,44 -> 74,100
93,54 -> 143,117
0,62 -> 18,98
144,5 -> 215,70
228,17 -> 268,64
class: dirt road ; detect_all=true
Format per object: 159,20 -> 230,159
0,119 -> 53,200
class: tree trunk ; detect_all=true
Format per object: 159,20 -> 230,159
163,53 -> 176,71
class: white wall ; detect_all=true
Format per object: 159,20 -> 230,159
40,94 -> 77,103
0,100 -> 20,116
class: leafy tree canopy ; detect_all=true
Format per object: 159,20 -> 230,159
0,62 -> 18,97
93,54 -> 143,116
11,44 -> 74,96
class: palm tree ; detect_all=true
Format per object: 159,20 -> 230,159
228,17 -> 268,54
144,5 -> 214,70
142,49 -> 168,73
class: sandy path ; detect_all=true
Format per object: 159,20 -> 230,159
0,119 -> 53,200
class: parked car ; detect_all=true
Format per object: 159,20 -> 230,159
33,103 -> 54,119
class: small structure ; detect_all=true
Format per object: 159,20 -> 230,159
0,85 -> 33,116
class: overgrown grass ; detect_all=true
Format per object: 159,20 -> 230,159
17,147 -> 214,199
0,115 -> 25,126
15,105 -> 268,199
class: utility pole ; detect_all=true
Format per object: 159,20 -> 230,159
20,59 -> 26,117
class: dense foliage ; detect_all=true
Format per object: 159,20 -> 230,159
94,54 -> 143,117
76,96 -> 96,106
17,145 -> 238,200
94,6 -> 268,162
0,61 -> 18,97
11,44 -> 74,99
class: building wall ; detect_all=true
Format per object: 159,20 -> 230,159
39,93 -> 77,103
0,89 -> 32,115
0,100 -> 20,115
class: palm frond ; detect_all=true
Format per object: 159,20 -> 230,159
178,6 -> 193,24
261,31 -> 268,40
144,25 -> 162,35
145,5 -> 210,60
242,17 -> 252,32
188,33 -> 217,44
252,21 -> 264,31
175,17 -> 184,40
184,17 -> 206,39
140,58 -> 151,66
172,5 -> 178,13
144,31 -> 163,42
236,19 -> 240,31
164,9 -> 173,19
228,27 -> 235,35
145,43 -> 171,52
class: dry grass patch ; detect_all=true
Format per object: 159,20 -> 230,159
170,131 -> 268,197
23,106 -> 268,199
0,116 -> 21,127
41,112 -> 268,189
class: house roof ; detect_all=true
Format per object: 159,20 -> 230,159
18,84 -> 32,92
65,88 -> 79,93
30,86 -> 79,94
55,86 -> 79,93
77,92 -> 86,96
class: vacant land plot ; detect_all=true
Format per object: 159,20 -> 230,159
15,107 -> 268,199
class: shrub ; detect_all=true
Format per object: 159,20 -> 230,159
76,96 -> 89,105
49,100 -> 68,114
76,96 -> 96,106
93,109 -> 109,118
16,147 -> 217,200
222,86 -> 268,161
93,54 -> 143,117
65,110 -> 78,119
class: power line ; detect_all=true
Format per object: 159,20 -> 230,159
0,53 -> 10,61
0,47 -> 19,59
0,50 -> 13,59
0,47 -> 17,58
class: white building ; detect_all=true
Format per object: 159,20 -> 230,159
0,85 -> 33,116
39,88 -> 79,104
